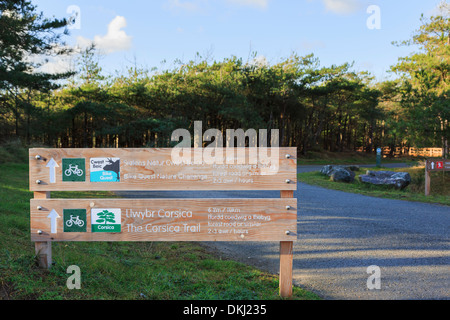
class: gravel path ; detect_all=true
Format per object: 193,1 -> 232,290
118,163 -> 450,300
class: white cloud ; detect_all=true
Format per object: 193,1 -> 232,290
321,0 -> 362,15
77,16 -> 132,54
25,44 -> 76,75
38,56 -> 75,74
226,0 -> 269,9
25,16 -> 133,75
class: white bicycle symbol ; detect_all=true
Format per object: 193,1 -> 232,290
65,164 -> 83,177
65,215 -> 85,227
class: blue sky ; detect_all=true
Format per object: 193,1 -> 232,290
33,0 -> 445,81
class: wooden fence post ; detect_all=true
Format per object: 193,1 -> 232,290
34,191 -> 52,269
279,190 -> 294,298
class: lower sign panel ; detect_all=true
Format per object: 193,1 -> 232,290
30,198 -> 297,242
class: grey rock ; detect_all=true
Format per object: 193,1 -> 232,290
320,165 -> 335,176
330,168 -> 355,183
320,165 -> 356,183
346,165 -> 360,172
359,170 -> 411,189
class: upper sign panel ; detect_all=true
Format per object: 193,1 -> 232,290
29,148 -> 297,191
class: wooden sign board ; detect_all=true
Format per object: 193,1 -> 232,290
30,198 -> 297,242
426,159 -> 450,172
29,147 -> 298,297
29,148 -> 297,191
425,158 -> 449,196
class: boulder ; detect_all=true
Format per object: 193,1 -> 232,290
319,165 -> 357,183
320,165 -> 335,176
346,165 -> 360,172
330,167 -> 355,183
358,170 -> 411,190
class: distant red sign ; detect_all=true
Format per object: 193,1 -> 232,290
426,159 -> 450,171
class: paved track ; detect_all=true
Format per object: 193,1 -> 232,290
118,163 -> 450,300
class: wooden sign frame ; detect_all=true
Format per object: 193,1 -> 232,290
29,147 -> 298,298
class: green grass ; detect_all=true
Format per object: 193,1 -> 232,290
298,164 -> 449,206
0,162 -> 319,300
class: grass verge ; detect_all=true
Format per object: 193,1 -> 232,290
298,164 -> 449,206
0,162 -> 319,300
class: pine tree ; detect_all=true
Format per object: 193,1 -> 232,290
0,0 -> 74,139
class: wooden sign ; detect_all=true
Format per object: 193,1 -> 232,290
29,147 -> 298,298
426,159 -> 450,172
30,198 -> 297,242
425,158 -> 450,196
29,148 -> 297,191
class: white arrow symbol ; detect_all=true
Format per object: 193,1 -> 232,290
47,209 -> 60,234
46,158 -> 59,183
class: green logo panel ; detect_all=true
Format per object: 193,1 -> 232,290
62,158 -> 86,182
63,209 -> 87,232
91,208 -> 121,233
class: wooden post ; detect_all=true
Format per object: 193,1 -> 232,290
279,190 -> 294,298
34,191 -> 52,269
425,159 -> 430,196
425,168 -> 430,196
